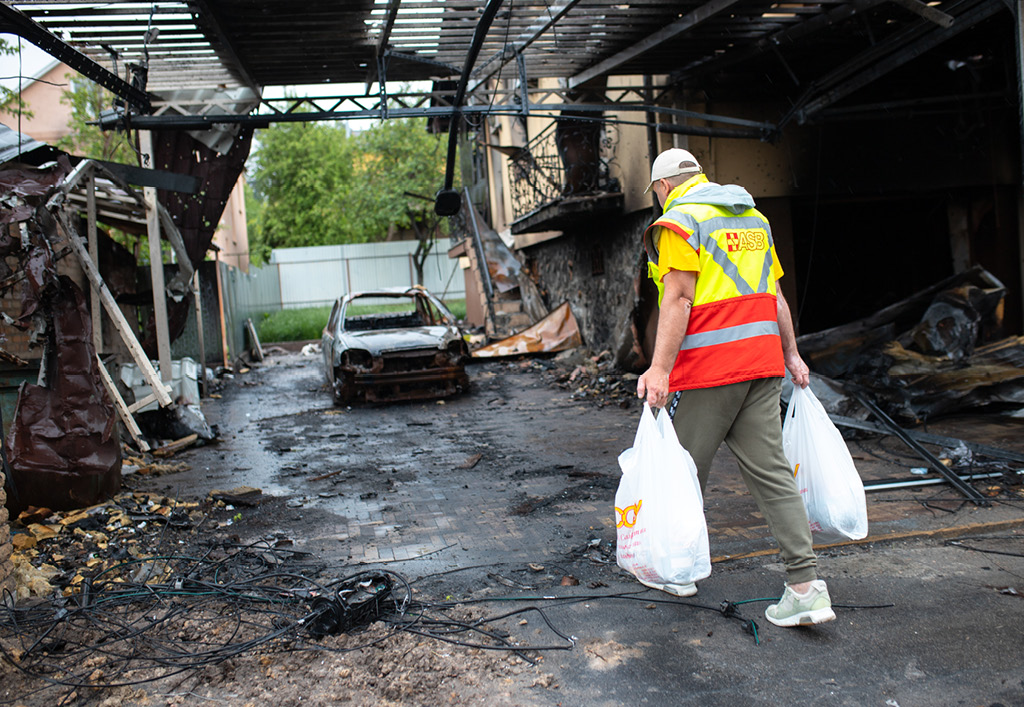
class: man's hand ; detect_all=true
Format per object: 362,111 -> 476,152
637,366 -> 671,408
785,352 -> 810,388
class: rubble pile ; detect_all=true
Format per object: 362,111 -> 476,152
5,489 -> 202,603
0,474 -> 13,600
533,348 -> 637,409
798,267 -> 1024,423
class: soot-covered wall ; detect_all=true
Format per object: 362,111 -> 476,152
523,209 -> 653,366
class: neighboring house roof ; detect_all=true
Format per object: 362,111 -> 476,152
0,121 -> 62,165
16,58 -> 63,89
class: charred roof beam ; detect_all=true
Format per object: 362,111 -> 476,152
382,50 -> 459,76
366,0 -> 402,92
468,0 -> 583,93
776,0 -> 1006,133
669,0 -> 891,87
188,0 -> 261,94
99,101 -> 773,137
0,2 -> 152,113
567,0 -> 742,90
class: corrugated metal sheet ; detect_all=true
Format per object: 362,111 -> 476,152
270,241 -> 464,309
0,122 -> 61,166
219,259 -> 281,360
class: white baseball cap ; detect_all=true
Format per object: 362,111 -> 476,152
643,148 -> 703,194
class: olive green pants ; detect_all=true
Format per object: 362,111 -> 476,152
671,377 -> 817,584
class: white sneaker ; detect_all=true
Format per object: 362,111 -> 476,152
765,579 -> 836,627
637,577 -> 698,597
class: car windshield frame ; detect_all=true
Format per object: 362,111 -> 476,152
338,291 -> 456,334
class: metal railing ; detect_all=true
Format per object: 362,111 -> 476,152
509,119 -> 619,222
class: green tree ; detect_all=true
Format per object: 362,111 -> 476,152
0,38 -> 33,119
347,118 -> 448,239
248,121 -> 356,248
57,75 -> 135,162
246,116 -> 452,267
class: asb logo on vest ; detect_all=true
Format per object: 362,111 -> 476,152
725,230 -> 766,252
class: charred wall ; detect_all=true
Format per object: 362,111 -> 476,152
781,101 -> 1021,334
523,209 -> 652,364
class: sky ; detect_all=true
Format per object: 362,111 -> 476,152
0,35 -> 54,92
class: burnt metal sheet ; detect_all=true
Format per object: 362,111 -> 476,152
796,266 -> 1024,422
4,277 -> 121,515
472,301 -> 583,358
139,127 -> 253,359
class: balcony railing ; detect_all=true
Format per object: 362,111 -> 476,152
509,118 -> 620,225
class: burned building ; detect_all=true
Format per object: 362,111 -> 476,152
0,0 -> 1022,518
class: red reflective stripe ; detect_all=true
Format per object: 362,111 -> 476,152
669,293 -> 784,390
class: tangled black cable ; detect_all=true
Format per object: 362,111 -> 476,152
0,541 -> 574,704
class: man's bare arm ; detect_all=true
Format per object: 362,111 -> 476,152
776,287 -> 809,388
637,269 -> 697,407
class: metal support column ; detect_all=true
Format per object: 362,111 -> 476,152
1016,0 -> 1024,326
644,75 -> 659,209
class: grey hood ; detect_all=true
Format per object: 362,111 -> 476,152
668,181 -> 756,215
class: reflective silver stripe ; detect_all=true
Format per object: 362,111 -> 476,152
663,212 -> 773,295
680,320 -> 780,350
657,211 -> 700,250
703,237 -> 755,296
691,214 -> 768,234
758,247 -> 775,293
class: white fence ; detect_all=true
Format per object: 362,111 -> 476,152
269,240 -> 464,309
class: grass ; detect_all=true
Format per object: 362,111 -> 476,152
256,299 -> 467,343
256,306 -> 332,343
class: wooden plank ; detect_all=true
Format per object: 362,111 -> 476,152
127,391 -> 161,414
86,170 -> 103,354
215,253 -> 230,368
95,355 -> 150,453
245,318 -> 264,362
711,518 -> 1024,564
56,211 -> 173,408
152,433 -> 199,458
139,131 -> 173,385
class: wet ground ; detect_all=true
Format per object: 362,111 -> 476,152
134,348 -> 1024,707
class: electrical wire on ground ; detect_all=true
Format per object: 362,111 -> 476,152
0,541 -> 574,703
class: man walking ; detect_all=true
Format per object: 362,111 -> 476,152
636,147 -> 835,627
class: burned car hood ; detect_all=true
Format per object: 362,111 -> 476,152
339,326 -> 459,355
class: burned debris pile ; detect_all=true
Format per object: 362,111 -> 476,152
797,266 -> 1024,424
540,348 -> 637,409
0,496 -> 572,703
1,148 -> 221,522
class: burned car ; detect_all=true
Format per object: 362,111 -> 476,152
322,286 -> 470,404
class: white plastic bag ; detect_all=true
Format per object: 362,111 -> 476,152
615,403 -> 711,585
782,385 -> 869,542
